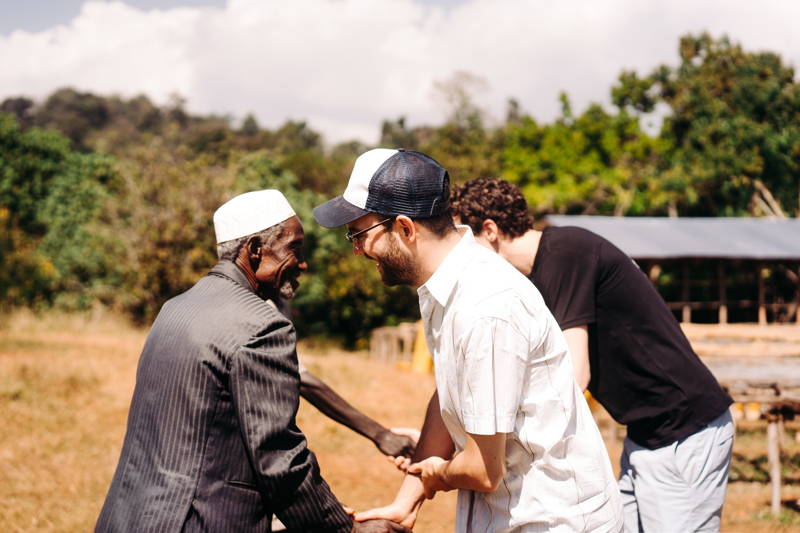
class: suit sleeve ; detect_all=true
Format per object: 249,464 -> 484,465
230,314 -> 353,532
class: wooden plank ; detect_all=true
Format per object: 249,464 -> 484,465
703,356 -> 800,402
665,300 -> 788,310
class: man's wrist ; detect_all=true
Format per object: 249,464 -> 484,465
396,473 -> 426,507
434,459 -> 454,490
368,424 -> 391,443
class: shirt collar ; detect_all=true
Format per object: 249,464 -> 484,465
419,225 -> 476,307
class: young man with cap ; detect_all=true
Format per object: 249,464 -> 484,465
313,149 -> 623,532
96,189 -> 409,533
451,177 -> 735,533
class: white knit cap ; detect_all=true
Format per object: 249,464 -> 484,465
213,190 -> 296,243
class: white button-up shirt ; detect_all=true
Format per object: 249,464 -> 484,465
418,228 -> 622,533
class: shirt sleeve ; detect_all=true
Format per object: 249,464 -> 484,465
456,311 -> 529,435
230,315 -> 352,532
533,231 -> 598,330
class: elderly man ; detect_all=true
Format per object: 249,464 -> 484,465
451,177 -> 734,533
313,150 -> 623,532
96,190 -> 409,533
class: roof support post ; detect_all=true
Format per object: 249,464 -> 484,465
718,261 -> 727,324
682,262 -> 691,323
648,263 -> 661,283
758,262 -> 767,326
767,413 -> 782,516
796,264 -> 800,324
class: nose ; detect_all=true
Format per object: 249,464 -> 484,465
295,251 -> 308,271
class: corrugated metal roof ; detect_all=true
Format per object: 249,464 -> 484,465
544,216 -> 800,260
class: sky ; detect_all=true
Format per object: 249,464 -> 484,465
1,0 -> 799,144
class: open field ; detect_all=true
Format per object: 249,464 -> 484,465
1,313 -> 800,532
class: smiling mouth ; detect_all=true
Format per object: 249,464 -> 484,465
283,271 -> 301,288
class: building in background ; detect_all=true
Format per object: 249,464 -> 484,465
545,216 -> 800,325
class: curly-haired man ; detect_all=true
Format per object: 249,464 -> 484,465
452,177 -> 734,533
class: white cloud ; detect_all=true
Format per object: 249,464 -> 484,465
1,0 -> 799,144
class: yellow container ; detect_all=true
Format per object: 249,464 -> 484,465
411,321 -> 433,374
744,402 -> 762,421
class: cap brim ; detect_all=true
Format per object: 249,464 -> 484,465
312,196 -> 371,228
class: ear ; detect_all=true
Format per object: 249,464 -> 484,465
394,215 -> 416,242
246,236 -> 262,258
481,219 -> 500,243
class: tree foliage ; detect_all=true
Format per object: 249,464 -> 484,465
0,112 -> 116,307
501,96 -> 669,216
613,33 -> 800,216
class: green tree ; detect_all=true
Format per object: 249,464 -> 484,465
0,96 -> 34,128
97,142 -> 226,321
423,71 -> 501,182
501,95 -> 667,216
613,33 -> 800,216
37,153 -> 119,309
0,112 -> 118,307
240,113 -> 260,137
380,117 -> 421,150
35,88 -> 110,150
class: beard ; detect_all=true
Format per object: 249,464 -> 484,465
278,271 -> 300,299
370,233 -> 418,286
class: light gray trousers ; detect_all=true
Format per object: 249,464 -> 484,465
618,410 -> 735,533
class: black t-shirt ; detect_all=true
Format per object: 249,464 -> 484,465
530,226 -> 732,449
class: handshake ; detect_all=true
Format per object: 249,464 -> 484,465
352,427 -> 427,532
351,427 -> 458,532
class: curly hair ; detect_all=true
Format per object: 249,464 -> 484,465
451,177 -> 534,238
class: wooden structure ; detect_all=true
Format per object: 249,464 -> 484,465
369,322 -> 418,363
703,355 -> 800,516
580,323 -> 800,516
546,216 -> 800,325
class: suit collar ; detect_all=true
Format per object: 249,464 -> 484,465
209,260 -> 256,294
210,260 -> 292,312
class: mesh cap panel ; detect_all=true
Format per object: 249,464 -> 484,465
364,150 -> 450,218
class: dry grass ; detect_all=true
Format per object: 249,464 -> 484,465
0,311 -> 142,532
1,313 -> 799,532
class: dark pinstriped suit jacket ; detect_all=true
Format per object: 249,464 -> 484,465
96,261 -> 352,532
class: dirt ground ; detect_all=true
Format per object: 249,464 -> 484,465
1,312 -> 800,532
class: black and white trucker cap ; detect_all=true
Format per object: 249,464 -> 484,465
312,148 -> 450,228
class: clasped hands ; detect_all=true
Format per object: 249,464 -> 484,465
407,456 -> 454,499
354,455 -> 454,529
